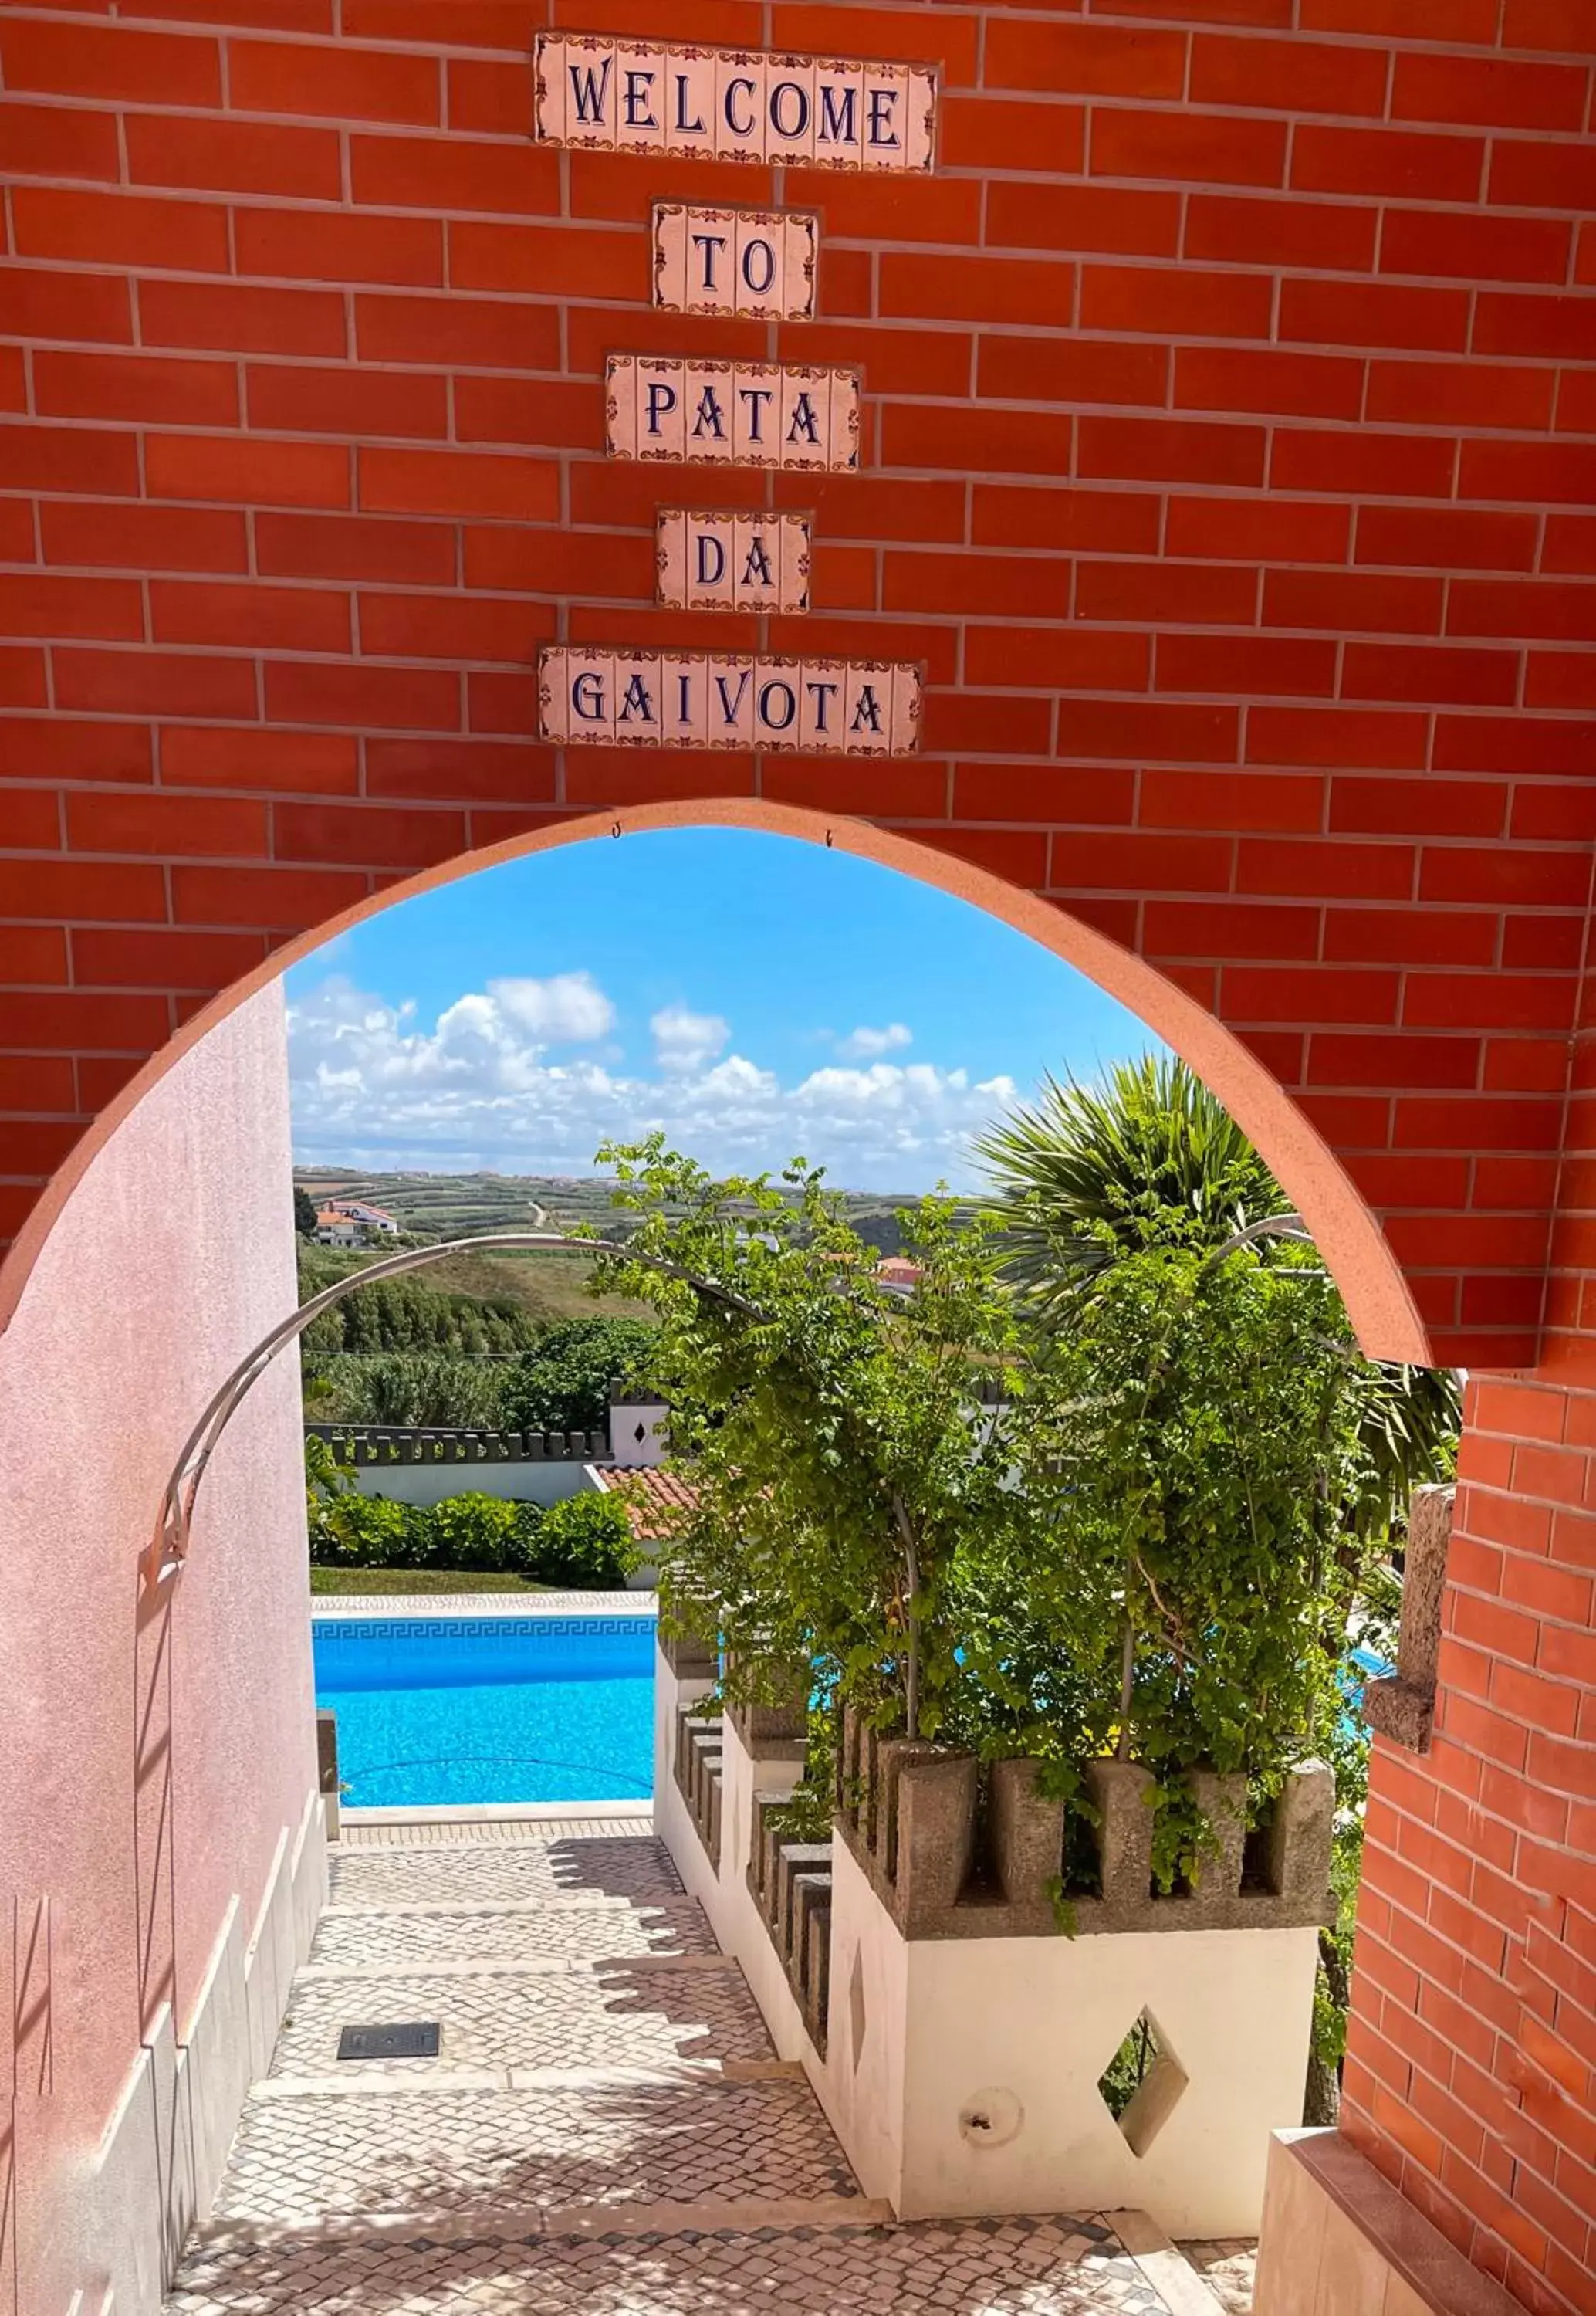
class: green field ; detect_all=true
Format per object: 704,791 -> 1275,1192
309,1566 -> 561,1596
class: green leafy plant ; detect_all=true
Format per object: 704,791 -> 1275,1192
533,1491 -> 636,1587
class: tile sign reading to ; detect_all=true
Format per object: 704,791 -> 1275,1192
540,649 -> 921,756
534,36 -> 937,171
537,33 -> 938,759
654,205 -> 818,320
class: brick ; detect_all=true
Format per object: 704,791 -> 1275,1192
1503,0 -> 1596,49
138,278 -> 347,357
12,187 -> 229,275
1158,632 -> 1338,697
343,0 -> 542,41
938,97 -> 1085,175
568,150 -> 775,227
33,350 -> 238,428
1080,263 -> 1273,342
1421,845 -> 1591,907
70,926 -> 266,991
1528,651 -> 1596,709
1381,208 -> 1572,287
254,510 -> 454,585
52,647 -> 258,721
453,376 -> 597,451
451,219 -> 647,301
1333,777 -> 1506,839
987,181 -> 1178,262
919,692 -> 1054,757
1293,124 -> 1486,205
1239,838 -> 1414,901
1557,368 -> 1596,437
972,333 -> 1162,412
149,578 -> 350,652
358,590 -> 554,662
1450,581 -> 1596,645
883,404 -> 1074,479
0,720 -> 152,786
350,133 -> 559,218
66,791 -> 266,858
0,267 -> 132,347
1145,899 -> 1320,960
0,1055 -> 75,1108
950,761 -> 1133,827
1191,32 -> 1388,117
0,992 -> 171,1051
880,251 -> 1072,328
0,572 -> 142,642
358,446 -> 557,522
263,660 -> 460,731
160,725 -> 359,794
1491,138 -> 1596,211
1344,643 -> 1519,708
985,18 -> 1185,99
972,485 -> 1160,556
365,736 -> 556,805
235,207 -> 443,288
1271,428 -> 1456,499
0,17 -> 221,105
40,501 -> 249,577
1092,107 -> 1286,189
246,364 -> 449,441
146,433 -> 350,510
1051,830 -> 1233,893
1366,359 -> 1554,433
1356,506 -> 1540,574
1280,276 -> 1469,357
0,790 -> 62,852
1078,415 -> 1263,486
1080,560 -> 1257,626
0,858 -> 167,923
1057,699 -> 1239,764
1184,191 -> 1378,273
0,498 -> 34,562
1266,570 -> 1442,636
0,648 -> 48,710
964,626 -> 1150,692
1392,52 -> 1588,134
1141,770 -> 1326,834
773,4 -> 978,80
445,53 -> 536,135
1475,292 -> 1596,363
0,101 -> 120,183
353,293 -> 561,373
272,799 -> 465,866
1166,494 -> 1351,565
886,551 -> 1073,621
125,112 -> 341,198
1176,345 -> 1363,422
228,36 -> 440,124
171,862 -> 367,930
0,425 -> 138,498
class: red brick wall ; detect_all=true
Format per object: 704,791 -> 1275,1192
2,0 -> 1595,1365
2,5 -> 1596,2301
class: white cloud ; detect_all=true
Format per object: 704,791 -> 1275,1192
287,974 -> 1018,1192
651,1004 -> 730,1073
837,1022 -> 913,1060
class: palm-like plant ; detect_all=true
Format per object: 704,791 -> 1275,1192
976,1055 -> 1459,1539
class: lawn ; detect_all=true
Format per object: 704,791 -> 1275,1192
309,1566 -> 560,1596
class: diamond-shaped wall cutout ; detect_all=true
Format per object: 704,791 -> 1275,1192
1097,2008 -> 1189,2159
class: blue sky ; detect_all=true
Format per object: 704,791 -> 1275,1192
284,829 -> 1161,1192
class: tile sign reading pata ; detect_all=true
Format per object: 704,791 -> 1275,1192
534,34 -> 939,759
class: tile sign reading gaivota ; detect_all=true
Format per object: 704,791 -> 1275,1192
536,34 -> 938,759
534,36 -> 937,171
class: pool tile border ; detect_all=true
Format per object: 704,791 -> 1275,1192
312,1590 -> 659,1620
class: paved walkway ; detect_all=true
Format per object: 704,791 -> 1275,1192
167,1825 -> 1189,2315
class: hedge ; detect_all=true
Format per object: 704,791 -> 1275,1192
309,1488 -> 634,1590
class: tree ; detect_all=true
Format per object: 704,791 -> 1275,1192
501,1317 -> 657,1435
293,1184 -> 320,1236
584,1136 -> 1027,1742
976,1055 -> 1459,1540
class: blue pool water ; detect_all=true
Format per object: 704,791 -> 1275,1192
313,1614 -> 656,1808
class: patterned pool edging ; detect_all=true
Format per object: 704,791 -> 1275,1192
311,1590 -> 659,1620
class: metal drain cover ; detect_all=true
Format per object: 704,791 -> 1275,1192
336,2020 -> 440,2062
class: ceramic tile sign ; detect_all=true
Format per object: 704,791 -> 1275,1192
540,648 -> 921,757
658,510 -> 811,614
535,36 -> 937,173
654,205 -> 818,320
607,356 -> 859,472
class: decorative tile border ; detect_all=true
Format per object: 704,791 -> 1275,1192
313,1615 -> 658,1645
605,356 -> 858,472
539,648 -> 921,756
654,205 -> 817,319
657,510 -> 810,614
311,1590 -> 660,1620
535,36 -> 937,172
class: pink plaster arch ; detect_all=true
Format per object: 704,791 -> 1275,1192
0,800 -> 1431,1365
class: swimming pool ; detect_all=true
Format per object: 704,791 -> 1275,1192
313,1613 -> 656,1809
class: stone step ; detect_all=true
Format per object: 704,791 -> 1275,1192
327,1834 -> 683,1911
209,2074 -> 864,2228
168,2211 -> 1157,2316
312,1894 -> 718,1968
269,1956 -> 774,2080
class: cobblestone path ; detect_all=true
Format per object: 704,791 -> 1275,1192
166,1826 -> 1187,2314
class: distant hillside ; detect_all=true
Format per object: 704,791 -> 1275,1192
293,1167 -> 976,1259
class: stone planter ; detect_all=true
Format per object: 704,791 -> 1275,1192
652,1634 -> 1334,2239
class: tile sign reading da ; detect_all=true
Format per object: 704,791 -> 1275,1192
533,33 -> 939,760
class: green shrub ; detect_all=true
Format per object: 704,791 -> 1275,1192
528,1491 -> 635,1587
311,1493 -> 418,1568
425,1493 -> 522,1573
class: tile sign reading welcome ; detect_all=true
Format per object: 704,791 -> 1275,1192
533,33 -> 939,758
